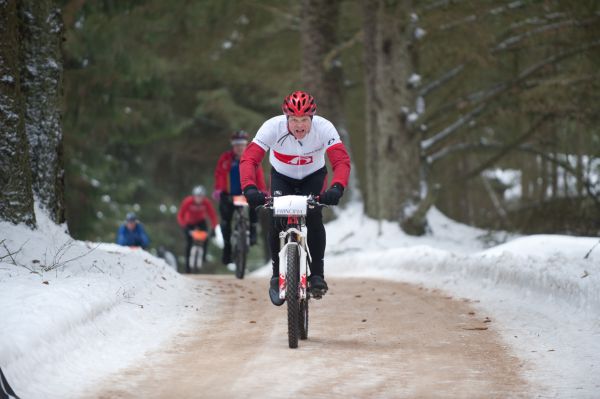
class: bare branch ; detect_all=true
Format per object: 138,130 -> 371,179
43,241 -> 100,272
422,39 -> 600,149
323,30 -> 363,71
584,240 -> 600,259
420,104 -> 485,151
524,73 -> 600,89
1,240 -> 38,274
517,39 -> 600,81
419,64 -> 465,98
493,17 -> 599,53
462,115 -> 552,179
438,1 -> 525,31
249,2 -> 300,27
0,241 -> 20,265
432,141 -> 600,208
517,146 -> 600,209
419,0 -> 466,14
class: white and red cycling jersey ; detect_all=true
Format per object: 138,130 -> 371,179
240,114 -> 351,190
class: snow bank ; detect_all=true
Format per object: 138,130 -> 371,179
322,203 -> 600,397
326,204 -> 600,311
0,206 -> 207,399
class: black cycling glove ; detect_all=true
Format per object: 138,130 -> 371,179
220,191 -> 231,202
319,183 -> 344,205
243,185 -> 266,209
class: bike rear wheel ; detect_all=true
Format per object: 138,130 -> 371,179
286,243 -> 300,349
234,214 -> 247,279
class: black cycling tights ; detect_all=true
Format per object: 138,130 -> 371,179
269,167 -> 327,278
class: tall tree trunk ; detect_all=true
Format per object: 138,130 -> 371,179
300,0 -> 342,124
0,0 -> 36,227
363,0 -> 379,218
18,0 -> 66,223
300,0 -> 361,204
363,0 -> 424,233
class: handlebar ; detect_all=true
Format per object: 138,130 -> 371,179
257,195 -> 328,211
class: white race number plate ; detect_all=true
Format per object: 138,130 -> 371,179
273,195 -> 307,216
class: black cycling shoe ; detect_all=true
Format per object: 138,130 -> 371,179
269,276 -> 285,306
221,244 -> 232,265
308,275 -> 328,299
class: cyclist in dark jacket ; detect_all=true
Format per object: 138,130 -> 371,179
116,212 -> 150,249
213,130 -> 267,265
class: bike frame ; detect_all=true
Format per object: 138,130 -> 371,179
276,217 -> 311,301
232,195 -> 250,245
189,234 -> 206,271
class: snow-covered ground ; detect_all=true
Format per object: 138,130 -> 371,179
0,207 -> 209,399
2,202 -> 599,398
323,203 -> 600,398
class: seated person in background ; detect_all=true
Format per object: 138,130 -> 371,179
116,212 -> 150,249
177,185 -> 218,273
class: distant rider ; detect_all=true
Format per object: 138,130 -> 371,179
240,91 -> 351,305
177,186 -> 218,273
213,130 -> 268,265
116,212 -> 150,249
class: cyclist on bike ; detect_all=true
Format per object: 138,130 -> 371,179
116,212 -> 150,249
240,90 -> 351,306
177,185 -> 218,273
213,130 -> 267,265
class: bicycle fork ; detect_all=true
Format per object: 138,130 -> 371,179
278,228 -> 309,301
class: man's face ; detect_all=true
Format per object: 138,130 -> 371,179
126,221 -> 136,231
193,195 -> 204,204
232,143 -> 246,157
288,116 -> 312,140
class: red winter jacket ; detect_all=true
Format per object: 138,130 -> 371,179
240,143 -> 351,191
177,196 -> 218,228
214,150 -> 268,193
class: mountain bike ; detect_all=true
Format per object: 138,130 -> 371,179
261,195 -> 326,349
231,195 -> 250,279
188,229 -> 208,272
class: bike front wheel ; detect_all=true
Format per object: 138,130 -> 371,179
299,298 -> 308,340
189,245 -> 203,272
286,243 -> 300,349
233,216 -> 247,279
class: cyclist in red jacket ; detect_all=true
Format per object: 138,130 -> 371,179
240,91 -> 351,305
177,185 -> 218,273
213,130 -> 267,265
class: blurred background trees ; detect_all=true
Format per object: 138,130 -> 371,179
42,0 -> 598,267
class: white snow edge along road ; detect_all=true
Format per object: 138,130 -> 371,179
0,205 -> 211,399
320,203 -> 600,398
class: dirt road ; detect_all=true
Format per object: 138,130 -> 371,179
91,276 -> 528,398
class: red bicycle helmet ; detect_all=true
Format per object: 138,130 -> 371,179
282,90 -> 317,117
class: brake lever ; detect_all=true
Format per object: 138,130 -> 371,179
307,196 -> 328,209
257,196 -> 274,210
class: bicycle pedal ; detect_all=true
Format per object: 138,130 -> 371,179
310,289 -> 327,299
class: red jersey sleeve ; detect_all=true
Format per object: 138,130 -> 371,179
240,142 -> 266,190
177,197 -> 191,227
214,152 -> 230,192
256,164 -> 268,193
326,143 -> 351,188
